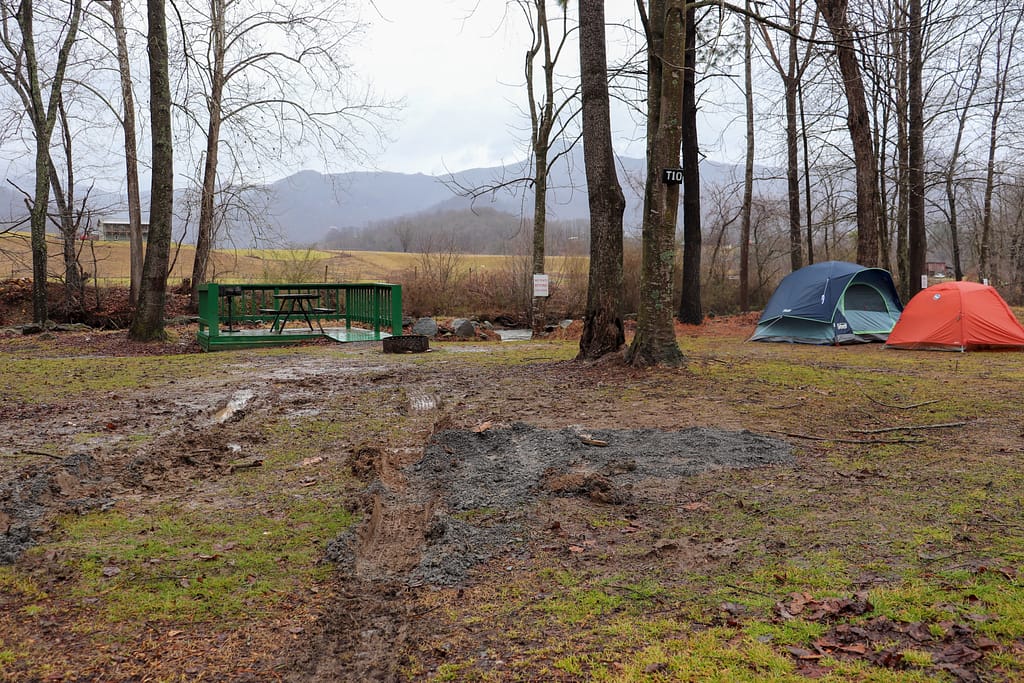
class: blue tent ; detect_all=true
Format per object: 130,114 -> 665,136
750,261 -> 903,344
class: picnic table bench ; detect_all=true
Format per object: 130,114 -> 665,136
197,282 -> 403,350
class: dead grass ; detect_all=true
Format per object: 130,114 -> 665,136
0,232 -> 586,288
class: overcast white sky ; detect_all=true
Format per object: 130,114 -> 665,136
349,1 -> 745,176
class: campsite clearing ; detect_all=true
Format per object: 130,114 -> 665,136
1,316 -> 1024,681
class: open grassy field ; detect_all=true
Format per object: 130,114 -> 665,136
0,232 -> 585,286
1,320 -> 1023,681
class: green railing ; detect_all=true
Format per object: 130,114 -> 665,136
197,282 -> 403,349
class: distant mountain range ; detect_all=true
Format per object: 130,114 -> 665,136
261,151 -> 776,245
2,150 -> 782,247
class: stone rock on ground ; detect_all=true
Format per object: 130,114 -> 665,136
451,318 -> 476,338
411,317 -> 438,337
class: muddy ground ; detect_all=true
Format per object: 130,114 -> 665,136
1,314 -> 1020,681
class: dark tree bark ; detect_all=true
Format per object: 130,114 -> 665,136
625,0 -> 684,368
815,0 -> 881,266
798,79 -> 814,264
577,0 -> 625,359
677,4 -> 702,325
129,0 -> 173,341
783,56 -> 802,272
907,0 -> 926,293
894,19 -> 910,300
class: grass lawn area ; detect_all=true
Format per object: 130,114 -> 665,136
0,320 -> 1022,681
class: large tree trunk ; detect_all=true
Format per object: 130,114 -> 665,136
21,1 -> 51,326
107,0 -> 144,306
577,0 -> 625,359
625,0 -> 683,368
816,0 -> 881,266
130,0 -> 173,341
677,4 -> 702,325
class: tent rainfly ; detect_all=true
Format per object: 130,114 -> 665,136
885,280 -> 1024,351
750,261 -> 903,344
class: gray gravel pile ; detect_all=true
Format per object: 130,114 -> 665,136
329,423 -> 793,587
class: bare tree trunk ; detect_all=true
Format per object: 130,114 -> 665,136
799,79 -> 813,264
782,0 -> 802,272
783,76 -> 802,272
760,0 -> 816,271
190,0 -> 226,309
873,61 -> 892,274
943,46 -> 983,282
4,0 -> 83,324
907,0 -> 926,293
29,138 -> 49,324
577,0 -> 625,359
626,0 -> 683,367
894,20 -> 910,300
105,0 -> 144,305
526,0 -> 557,335
23,7 -> 50,325
816,0 -> 881,266
677,4 -> 701,325
739,3 -> 754,310
47,99 -> 85,313
130,0 -> 173,341
531,149 -> 549,332
979,6 -> 1021,283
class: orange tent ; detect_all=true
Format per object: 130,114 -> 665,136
886,281 -> 1024,351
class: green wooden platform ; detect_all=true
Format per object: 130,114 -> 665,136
197,282 -> 402,351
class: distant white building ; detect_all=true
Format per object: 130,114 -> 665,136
96,217 -> 149,242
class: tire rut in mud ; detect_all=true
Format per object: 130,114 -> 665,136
288,423 -> 794,681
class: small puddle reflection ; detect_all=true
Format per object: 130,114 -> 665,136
408,392 -> 442,412
213,390 -> 255,423
497,329 -> 532,341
